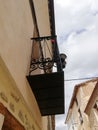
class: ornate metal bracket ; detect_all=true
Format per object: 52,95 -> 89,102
29,58 -> 53,74
29,36 -> 67,75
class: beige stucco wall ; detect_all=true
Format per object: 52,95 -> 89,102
83,113 -> 91,130
89,108 -> 98,130
76,82 -> 97,130
76,81 -> 97,113
88,96 -> 98,130
0,0 -> 33,98
33,0 -> 51,36
0,56 -> 41,130
42,117 -> 49,130
0,0 -> 42,129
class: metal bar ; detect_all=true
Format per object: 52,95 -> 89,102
53,37 -> 63,72
48,0 -> 63,72
31,35 -> 56,41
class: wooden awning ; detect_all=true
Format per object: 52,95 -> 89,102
27,71 -> 65,116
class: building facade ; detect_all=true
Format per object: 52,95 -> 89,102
0,0 -> 63,129
85,81 -> 98,130
65,79 -> 98,130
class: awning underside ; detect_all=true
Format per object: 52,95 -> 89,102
27,71 -> 65,116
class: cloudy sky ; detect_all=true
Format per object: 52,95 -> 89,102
54,0 -> 98,130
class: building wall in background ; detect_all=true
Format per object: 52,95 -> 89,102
65,79 -> 98,130
85,82 -> 98,130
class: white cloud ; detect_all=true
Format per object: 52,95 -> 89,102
56,115 -> 68,130
54,0 -> 98,39
63,22 -> 98,76
54,0 -> 98,130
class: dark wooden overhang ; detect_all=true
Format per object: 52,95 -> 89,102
27,71 -> 64,116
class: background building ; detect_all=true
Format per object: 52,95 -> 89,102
85,81 -> 98,130
65,79 -> 98,130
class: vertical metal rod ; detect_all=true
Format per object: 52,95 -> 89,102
29,0 -> 46,73
48,0 -> 63,72
52,37 -> 62,72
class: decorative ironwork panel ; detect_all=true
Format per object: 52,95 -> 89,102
29,36 -> 67,74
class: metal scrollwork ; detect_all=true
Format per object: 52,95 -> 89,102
29,36 -> 66,74
29,57 -> 53,74
39,58 -> 53,69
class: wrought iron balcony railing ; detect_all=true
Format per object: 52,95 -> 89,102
29,35 -> 66,75
26,36 -> 67,116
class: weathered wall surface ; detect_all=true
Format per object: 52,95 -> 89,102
0,1 -> 42,129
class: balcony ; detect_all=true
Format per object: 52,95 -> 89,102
27,71 -> 64,116
26,36 -> 66,116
